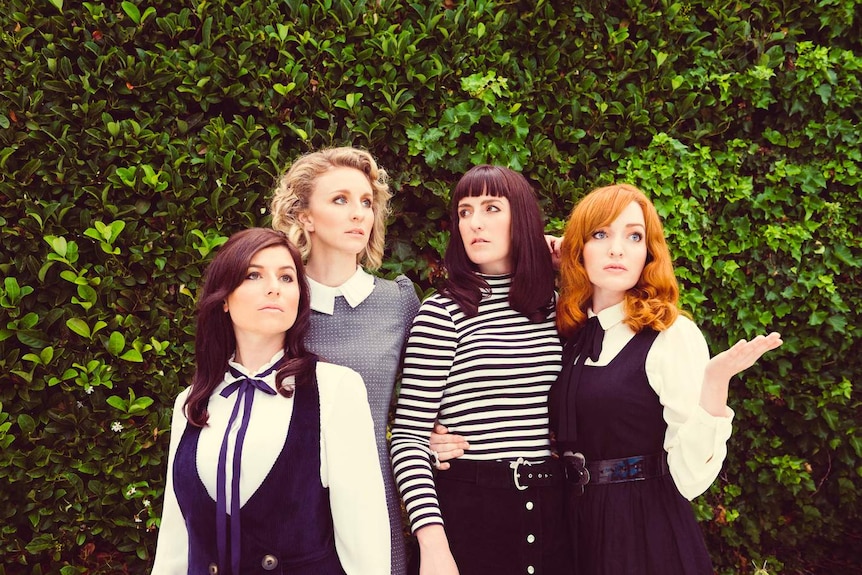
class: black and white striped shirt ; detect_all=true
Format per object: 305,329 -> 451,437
390,274 -> 562,532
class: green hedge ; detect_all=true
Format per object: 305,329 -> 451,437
0,1 -> 859,573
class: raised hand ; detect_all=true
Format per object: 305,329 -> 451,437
701,332 -> 783,416
707,332 -> 783,382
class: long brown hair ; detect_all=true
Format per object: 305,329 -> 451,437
184,228 -> 316,427
442,165 -> 555,321
556,184 -> 681,338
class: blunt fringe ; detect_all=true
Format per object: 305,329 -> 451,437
184,228 -> 317,427
442,165 -> 555,322
269,146 -> 391,270
556,183 -> 682,338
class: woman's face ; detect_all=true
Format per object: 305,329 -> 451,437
457,193 -> 513,275
225,246 -> 301,345
583,201 -> 648,312
301,167 -> 374,259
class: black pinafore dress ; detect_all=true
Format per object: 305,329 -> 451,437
564,329 -> 713,575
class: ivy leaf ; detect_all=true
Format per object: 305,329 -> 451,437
106,395 -> 128,413
66,318 -> 91,338
128,396 -> 154,413
25,534 -> 56,554
107,331 -> 125,356
833,244 -> 861,266
17,413 -> 36,434
120,349 -> 144,362
122,1 -> 141,24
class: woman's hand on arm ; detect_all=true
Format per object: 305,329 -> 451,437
428,422 -> 469,470
701,332 -> 783,416
416,524 -> 460,575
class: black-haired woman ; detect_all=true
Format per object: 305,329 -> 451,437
390,166 -> 570,575
152,228 -> 389,575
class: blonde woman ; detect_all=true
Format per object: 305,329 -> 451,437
270,147 -> 420,575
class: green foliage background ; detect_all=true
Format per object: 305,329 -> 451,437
1,0 -> 859,573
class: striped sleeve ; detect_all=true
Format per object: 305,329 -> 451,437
389,297 -> 457,532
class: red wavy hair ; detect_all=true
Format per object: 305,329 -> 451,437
556,183 -> 682,338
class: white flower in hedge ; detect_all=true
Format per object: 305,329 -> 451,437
111,421 -> 123,433
127,486 -> 137,497
143,499 -> 151,508
85,385 -> 94,394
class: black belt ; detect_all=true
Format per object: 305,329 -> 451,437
563,452 -> 669,493
441,457 -> 564,490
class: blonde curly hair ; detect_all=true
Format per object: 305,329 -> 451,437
270,147 -> 392,270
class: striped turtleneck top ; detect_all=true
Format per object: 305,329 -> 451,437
390,274 -> 562,532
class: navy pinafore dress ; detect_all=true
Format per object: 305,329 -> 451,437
172,379 -> 346,575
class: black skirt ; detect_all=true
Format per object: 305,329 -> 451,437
435,458 -> 571,575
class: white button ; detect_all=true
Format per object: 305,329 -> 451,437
527,534 -> 536,543
527,567 -> 535,574
261,555 -> 279,570
525,501 -> 534,510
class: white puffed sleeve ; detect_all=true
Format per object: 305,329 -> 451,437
318,362 -> 390,575
647,317 -> 734,500
151,388 -> 191,575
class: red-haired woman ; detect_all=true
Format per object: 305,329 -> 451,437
152,228 -> 389,575
550,184 -> 782,574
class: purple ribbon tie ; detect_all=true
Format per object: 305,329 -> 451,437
215,363 -> 279,575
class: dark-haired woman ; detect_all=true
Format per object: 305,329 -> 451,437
152,228 -> 389,574
390,166 -> 570,575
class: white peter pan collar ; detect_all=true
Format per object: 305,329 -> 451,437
307,267 -> 375,315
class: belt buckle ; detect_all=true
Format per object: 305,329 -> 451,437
509,457 -> 532,491
564,452 -> 590,495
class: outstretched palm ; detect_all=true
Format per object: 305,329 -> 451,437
706,332 -> 783,383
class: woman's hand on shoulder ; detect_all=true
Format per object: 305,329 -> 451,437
428,422 -> 469,470
545,235 -> 563,270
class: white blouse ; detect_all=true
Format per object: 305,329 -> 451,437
589,303 -> 734,500
151,353 -> 390,574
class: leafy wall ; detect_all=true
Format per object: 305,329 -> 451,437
0,1 -> 859,573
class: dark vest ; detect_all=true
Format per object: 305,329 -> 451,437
173,380 -> 347,575
554,328 -> 662,457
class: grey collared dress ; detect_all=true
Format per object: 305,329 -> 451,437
304,274 -> 420,575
